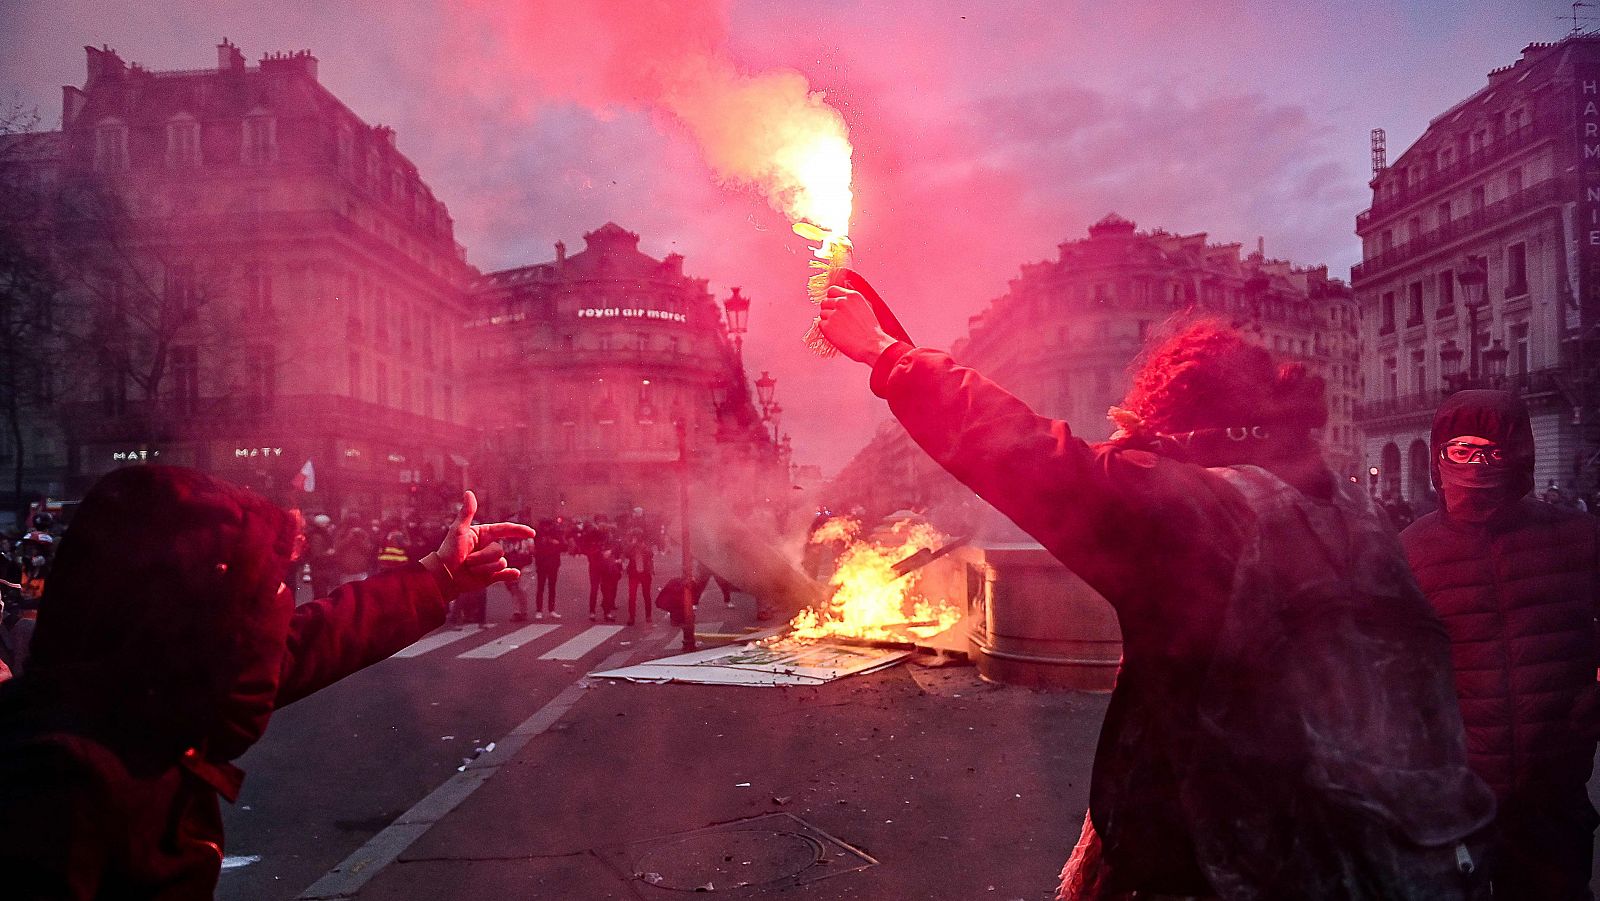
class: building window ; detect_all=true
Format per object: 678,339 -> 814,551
563,334 -> 575,352
243,262 -> 271,316
375,361 -> 388,406
1380,292 -> 1395,334
242,114 -> 276,164
336,126 -> 355,175
94,120 -> 128,171
166,115 -> 201,168
247,345 -> 275,411
423,378 -> 434,418
164,264 -> 199,317
1411,349 -> 1426,394
1380,230 -> 1394,253
636,332 -> 647,352
1505,243 -> 1528,297
101,360 -> 127,417
1470,186 -> 1485,213
1437,201 -> 1451,228
1436,270 -> 1454,316
1408,216 -> 1422,242
400,369 -> 413,412
1406,282 -> 1423,326
1513,323 -> 1530,376
171,345 -> 199,415
1507,167 -> 1522,197
1384,357 -> 1398,400
348,351 -> 362,399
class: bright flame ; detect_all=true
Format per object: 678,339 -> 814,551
780,132 -> 853,237
781,516 -> 964,644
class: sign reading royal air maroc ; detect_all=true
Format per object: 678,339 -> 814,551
576,307 -> 687,323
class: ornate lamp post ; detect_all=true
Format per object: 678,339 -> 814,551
1457,257 -> 1489,381
754,370 -> 777,411
1440,340 -> 1464,392
764,402 -> 783,444
724,287 -> 750,356
1484,339 -> 1510,387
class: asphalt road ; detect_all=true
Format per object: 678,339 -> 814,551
217,565 -> 711,901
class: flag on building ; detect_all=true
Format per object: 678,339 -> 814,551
291,459 -> 316,493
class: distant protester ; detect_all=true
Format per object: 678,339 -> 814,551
0,466 -> 533,899
1401,390 -> 1600,900
820,273 -> 1494,900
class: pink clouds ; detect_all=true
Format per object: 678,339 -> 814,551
0,0 -> 1559,474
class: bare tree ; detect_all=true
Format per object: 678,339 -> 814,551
0,106 -> 71,521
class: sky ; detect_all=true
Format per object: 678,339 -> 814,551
0,0 -> 1564,474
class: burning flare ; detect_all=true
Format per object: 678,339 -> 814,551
782,516 -> 963,644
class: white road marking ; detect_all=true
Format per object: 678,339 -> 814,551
455,623 -> 559,659
538,624 -> 624,660
296,645 -> 637,901
221,854 -> 261,870
391,626 -> 491,659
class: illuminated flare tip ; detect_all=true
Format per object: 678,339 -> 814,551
780,516 -> 964,644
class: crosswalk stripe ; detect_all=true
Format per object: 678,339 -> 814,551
457,624 -> 560,659
393,626 -> 494,659
538,625 -> 625,660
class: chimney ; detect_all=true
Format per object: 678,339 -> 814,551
62,86 -> 87,128
84,45 -> 126,87
373,124 -> 397,147
260,49 -> 320,81
554,240 -> 567,269
217,38 -> 245,72
1256,236 -> 1265,259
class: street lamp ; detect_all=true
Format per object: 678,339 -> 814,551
765,401 -> 783,443
1457,257 -> 1489,381
754,370 -> 777,410
1440,340 -> 1464,389
1484,339 -> 1510,385
724,287 -> 750,355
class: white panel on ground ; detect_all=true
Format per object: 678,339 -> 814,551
392,627 -> 491,659
456,624 -> 559,659
538,624 -> 624,660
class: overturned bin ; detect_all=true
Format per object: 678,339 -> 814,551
969,543 -> 1121,691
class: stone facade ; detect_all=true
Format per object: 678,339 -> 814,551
467,223 -> 782,519
1353,36 -> 1600,508
5,41 -> 477,518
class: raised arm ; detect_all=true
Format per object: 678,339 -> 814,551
277,491 -> 536,706
819,282 -> 1245,602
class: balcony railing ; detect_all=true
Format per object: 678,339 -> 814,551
1356,120 -> 1556,231
1355,367 -> 1570,421
1352,179 -> 1563,284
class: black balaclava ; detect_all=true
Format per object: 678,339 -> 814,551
1429,390 -> 1535,524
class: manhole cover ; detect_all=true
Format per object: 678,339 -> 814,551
634,829 -> 821,890
595,813 -> 878,893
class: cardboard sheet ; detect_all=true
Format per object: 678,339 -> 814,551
589,640 -> 910,687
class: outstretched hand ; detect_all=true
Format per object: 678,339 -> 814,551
819,283 -> 898,366
433,491 -> 537,591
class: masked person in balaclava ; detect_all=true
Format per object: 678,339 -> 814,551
0,465 -> 533,900
821,275 -> 1492,901
1401,390 -> 1600,900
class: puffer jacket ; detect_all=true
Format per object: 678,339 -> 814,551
1400,390 -> 1600,801
1402,498 -> 1599,798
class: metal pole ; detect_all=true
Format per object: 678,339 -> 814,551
677,419 -> 695,651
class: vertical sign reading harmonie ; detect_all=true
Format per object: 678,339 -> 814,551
1577,60 -> 1600,328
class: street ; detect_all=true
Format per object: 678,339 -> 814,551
218,570 -> 727,901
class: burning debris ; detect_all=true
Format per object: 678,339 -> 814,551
777,516 -> 964,646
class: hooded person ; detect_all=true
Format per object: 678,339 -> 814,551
1401,390 -> 1600,900
0,465 -> 533,900
819,273 -> 1493,900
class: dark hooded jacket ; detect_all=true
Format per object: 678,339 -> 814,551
871,345 -> 1490,899
0,466 -> 451,900
1400,391 -> 1600,801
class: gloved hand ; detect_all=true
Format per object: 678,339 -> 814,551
421,491 -> 537,597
